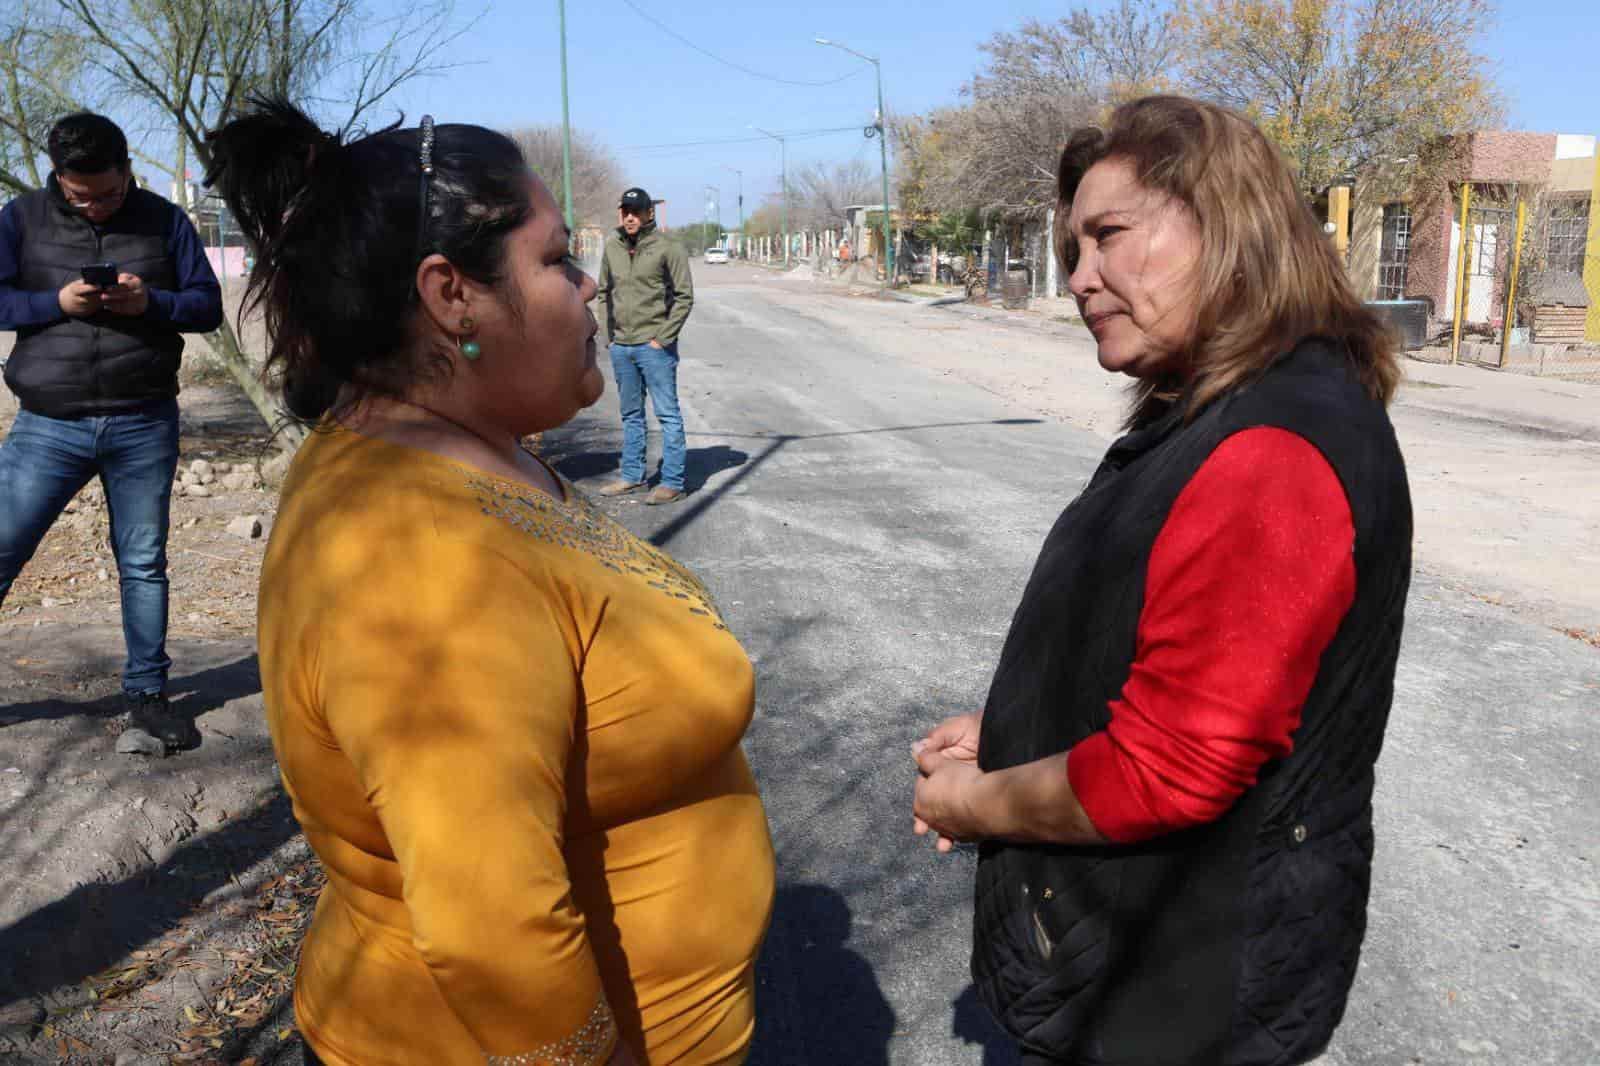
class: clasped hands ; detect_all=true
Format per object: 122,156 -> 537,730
912,711 -> 987,853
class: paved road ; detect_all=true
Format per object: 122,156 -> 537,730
544,269 -> 1599,1065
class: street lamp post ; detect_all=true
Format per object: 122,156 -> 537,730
704,184 -> 721,250
750,125 -> 788,269
815,36 -> 891,289
724,165 -> 744,258
558,0 -> 575,231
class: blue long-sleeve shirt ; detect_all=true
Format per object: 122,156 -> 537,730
0,193 -> 223,333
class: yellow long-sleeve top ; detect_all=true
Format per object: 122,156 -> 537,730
258,425 -> 775,1066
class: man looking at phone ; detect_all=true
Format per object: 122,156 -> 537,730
0,112 -> 222,754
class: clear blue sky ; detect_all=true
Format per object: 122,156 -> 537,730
368,0 -> 1600,231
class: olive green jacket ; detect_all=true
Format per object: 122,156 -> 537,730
595,223 -> 694,346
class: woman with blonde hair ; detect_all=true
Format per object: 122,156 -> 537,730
205,99 -> 773,1065
912,96 -> 1412,1065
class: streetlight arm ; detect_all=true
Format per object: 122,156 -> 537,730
815,37 -> 877,65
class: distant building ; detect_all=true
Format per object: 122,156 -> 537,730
843,204 -> 898,262
1345,132 -> 1599,342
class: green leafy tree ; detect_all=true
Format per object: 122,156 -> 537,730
1179,0 -> 1503,193
667,221 -> 723,256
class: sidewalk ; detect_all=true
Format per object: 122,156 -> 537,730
1398,357 -> 1599,441
822,279 -> 1600,443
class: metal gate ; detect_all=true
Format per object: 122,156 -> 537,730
1447,199 -> 1515,366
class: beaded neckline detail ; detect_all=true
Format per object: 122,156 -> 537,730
484,994 -> 616,1065
467,473 -> 729,631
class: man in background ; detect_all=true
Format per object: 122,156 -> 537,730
0,112 -> 222,753
595,186 -> 694,506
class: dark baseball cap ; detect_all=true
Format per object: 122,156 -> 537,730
619,187 -> 653,211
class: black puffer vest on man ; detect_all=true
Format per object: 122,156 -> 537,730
973,339 -> 1412,1066
4,176 -> 184,417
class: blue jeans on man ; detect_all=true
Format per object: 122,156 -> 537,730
610,341 -> 685,492
0,400 -> 179,695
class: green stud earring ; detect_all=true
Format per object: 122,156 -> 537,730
460,338 -> 481,361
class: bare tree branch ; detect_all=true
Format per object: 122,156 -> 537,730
510,124 -> 623,228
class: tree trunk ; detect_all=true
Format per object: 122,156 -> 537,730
174,135 -> 187,209
206,318 -> 306,450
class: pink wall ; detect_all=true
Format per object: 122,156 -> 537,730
1468,132 -> 1559,184
205,246 -> 249,279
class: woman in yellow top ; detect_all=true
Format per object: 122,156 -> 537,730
204,100 -> 774,1065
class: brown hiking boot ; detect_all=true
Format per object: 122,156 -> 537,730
645,486 -> 685,506
596,480 -> 645,497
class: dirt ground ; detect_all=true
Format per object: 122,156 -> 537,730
0,356 -> 319,1064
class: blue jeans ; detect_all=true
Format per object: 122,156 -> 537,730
0,401 -> 179,694
610,341 -> 685,491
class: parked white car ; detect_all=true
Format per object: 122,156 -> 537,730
703,247 -> 730,264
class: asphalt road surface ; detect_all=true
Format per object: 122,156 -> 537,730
537,267 -> 1599,1066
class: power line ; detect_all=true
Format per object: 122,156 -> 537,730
615,0 -> 865,88
623,127 -> 864,152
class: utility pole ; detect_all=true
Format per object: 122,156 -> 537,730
558,0 -> 575,230
816,37 -> 892,289
724,165 -> 744,258
751,125 -> 789,268
704,184 -> 721,250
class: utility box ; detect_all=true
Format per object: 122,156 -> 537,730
1001,269 -> 1031,310
1365,299 -> 1430,350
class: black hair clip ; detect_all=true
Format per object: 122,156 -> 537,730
419,114 -> 435,176
412,115 -> 436,294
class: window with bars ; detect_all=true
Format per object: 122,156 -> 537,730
1547,197 -> 1590,275
1377,203 -> 1411,300
1469,219 -> 1501,276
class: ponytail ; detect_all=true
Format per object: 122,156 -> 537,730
204,98 -> 336,253
203,97 -> 531,422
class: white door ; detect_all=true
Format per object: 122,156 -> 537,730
1446,219 -> 1501,325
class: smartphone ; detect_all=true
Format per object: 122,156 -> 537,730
80,262 -> 119,289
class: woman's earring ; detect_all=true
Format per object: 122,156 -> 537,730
457,315 -> 481,361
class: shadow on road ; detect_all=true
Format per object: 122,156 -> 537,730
0,653 -> 261,730
542,412 -> 1045,549
552,443 -> 752,494
647,418 -> 1046,550
952,984 -> 1022,1065
751,883 -> 896,1065
0,787 -> 298,1004
0,653 -> 290,1015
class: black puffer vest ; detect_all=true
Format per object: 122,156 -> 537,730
3,176 -> 184,417
973,339 -> 1412,1066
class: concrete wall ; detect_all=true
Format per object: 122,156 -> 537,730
1555,134 -> 1596,160
1586,154 -> 1600,341
1551,156 -> 1597,194
1349,196 -> 1384,301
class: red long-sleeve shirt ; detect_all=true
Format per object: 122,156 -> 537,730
1067,427 -> 1357,843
